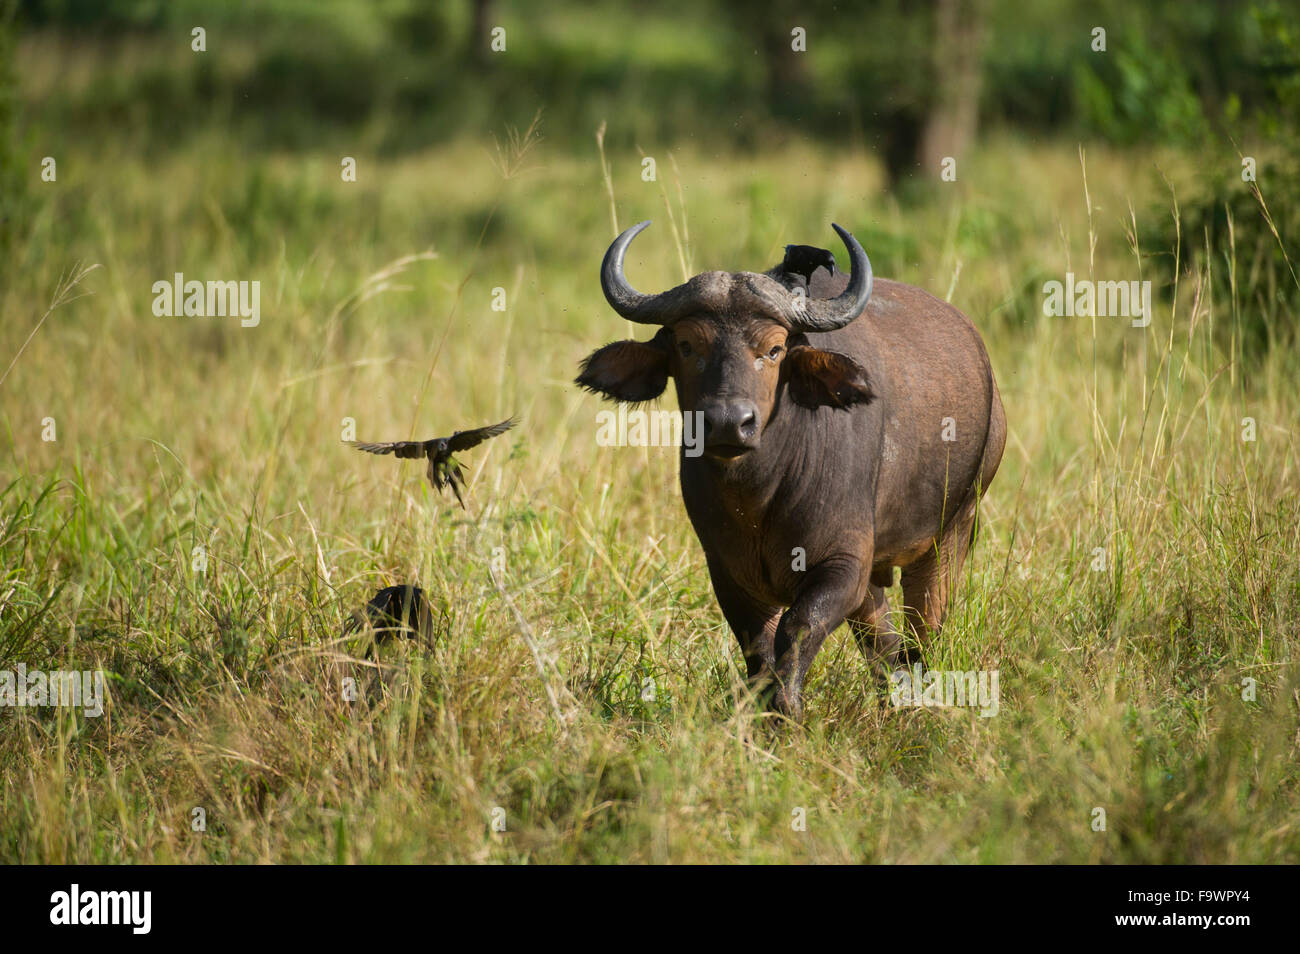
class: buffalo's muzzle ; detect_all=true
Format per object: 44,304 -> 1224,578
700,398 -> 760,458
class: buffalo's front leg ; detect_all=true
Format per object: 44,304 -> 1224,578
707,557 -> 780,688
771,556 -> 869,720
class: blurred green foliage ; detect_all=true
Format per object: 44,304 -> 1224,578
1,0 -> 29,259
1137,1 -> 1300,355
10,0 -> 1300,344
13,0 -> 1299,153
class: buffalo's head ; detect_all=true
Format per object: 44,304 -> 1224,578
577,222 -> 875,461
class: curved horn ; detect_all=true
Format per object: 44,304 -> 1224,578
793,223 -> 873,332
600,220 -> 666,324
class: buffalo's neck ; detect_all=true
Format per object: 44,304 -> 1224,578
680,405 -> 856,549
680,417 -> 800,521
679,406 -> 875,606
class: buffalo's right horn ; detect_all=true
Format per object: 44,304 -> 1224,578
600,220 -> 670,325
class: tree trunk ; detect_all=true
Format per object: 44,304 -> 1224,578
918,0 -> 986,176
471,0 -> 496,65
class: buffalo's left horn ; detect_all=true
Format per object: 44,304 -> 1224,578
791,223 -> 873,332
600,220 -> 669,325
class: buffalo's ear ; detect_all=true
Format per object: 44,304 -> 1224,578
576,328 -> 672,402
785,345 -> 874,409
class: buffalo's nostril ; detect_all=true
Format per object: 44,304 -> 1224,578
738,410 -> 758,439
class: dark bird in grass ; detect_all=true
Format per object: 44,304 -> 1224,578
347,416 -> 518,508
344,584 -> 434,644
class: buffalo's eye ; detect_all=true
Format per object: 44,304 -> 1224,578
677,339 -> 693,357
767,344 -> 784,360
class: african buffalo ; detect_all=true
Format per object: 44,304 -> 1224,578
577,222 -> 1006,719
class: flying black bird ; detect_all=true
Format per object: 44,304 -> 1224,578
781,244 -> 839,284
347,416 -> 518,508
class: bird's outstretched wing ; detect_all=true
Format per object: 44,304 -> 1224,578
347,440 -> 429,459
446,416 -> 519,452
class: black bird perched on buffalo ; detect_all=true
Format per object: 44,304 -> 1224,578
347,416 -> 518,508
781,244 -> 839,284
